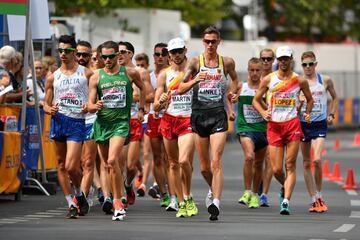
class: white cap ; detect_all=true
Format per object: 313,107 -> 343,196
276,46 -> 293,58
167,37 -> 185,51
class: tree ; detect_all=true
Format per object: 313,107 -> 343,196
51,0 -> 227,27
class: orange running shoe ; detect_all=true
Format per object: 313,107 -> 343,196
317,198 -> 328,213
308,201 -> 318,212
135,172 -> 143,189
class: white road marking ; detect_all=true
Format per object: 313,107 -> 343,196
346,190 -> 358,196
350,200 -> 360,206
349,211 -> 360,218
46,210 -> 66,213
333,224 -> 356,232
25,214 -> 53,218
0,220 -> 17,224
36,212 -> 62,215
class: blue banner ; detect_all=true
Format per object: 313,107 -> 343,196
338,99 -> 344,124
352,98 -> 359,124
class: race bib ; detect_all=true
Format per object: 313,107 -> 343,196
58,91 -> 83,113
171,90 -> 192,110
243,104 -> 263,123
102,86 -> 126,108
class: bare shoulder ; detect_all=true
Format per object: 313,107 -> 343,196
222,56 -> 235,66
188,56 -> 200,71
138,67 -> 150,78
126,66 -> 140,80
46,72 -> 55,84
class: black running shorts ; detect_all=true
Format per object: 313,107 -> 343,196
191,107 -> 228,138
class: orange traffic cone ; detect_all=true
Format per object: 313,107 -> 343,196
329,162 -> 343,182
333,137 -> 341,151
342,168 -> 358,190
352,133 -> 360,147
322,160 -> 330,179
321,148 -> 327,156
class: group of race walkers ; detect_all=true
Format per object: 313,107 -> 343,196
40,25 -> 338,221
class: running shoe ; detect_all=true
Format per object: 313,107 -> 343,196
166,198 -> 179,211
76,192 -> 90,216
121,196 -> 128,210
102,197 -> 113,214
205,190 -> 213,208
280,201 -> 290,215
135,172 -> 143,189
176,202 -> 187,218
238,191 -> 251,205
259,194 -> 270,207
278,187 -> 285,206
248,194 -> 260,209
125,184 -> 136,205
160,194 -> 171,207
66,205 -> 79,219
308,201 -> 318,212
148,185 -> 160,199
185,197 -> 198,217
137,184 -> 146,197
97,188 -> 104,205
87,186 -> 95,207
112,208 -> 126,221
208,203 -> 220,221
317,198 -> 328,213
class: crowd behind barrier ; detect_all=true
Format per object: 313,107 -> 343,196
0,104 -> 57,196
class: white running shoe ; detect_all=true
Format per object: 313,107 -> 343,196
166,198 -> 179,211
112,209 -> 126,221
87,186 -> 95,207
205,189 -> 213,208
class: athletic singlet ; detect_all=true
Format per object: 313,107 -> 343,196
96,66 -> 132,123
53,65 -> 88,119
164,67 -> 192,117
192,54 -> 227,110
131,102 -> 139,119
236,82 -> 266,133
149,70 -> 165,117
300,73 -> 327,122
267,71 -> 300,122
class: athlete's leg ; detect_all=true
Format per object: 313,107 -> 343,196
178,133 -> 194,197
98,143 -> 111,199
150,137 -> 167,194
253,147 -> 267,194
65,141 -> 83,188
209,132 -> 227,200
126,141 -> 141,185
81,140 -> 97,196
55,141 -> 71,196
301,141 -> 315,197
269,145 -> 285,185
312,138 -> 325,192
284,140 -> 300,200
240,136 -> 256,191
262,150 -> 273,194
195,134 -> 212,187
141,134 -> 152,186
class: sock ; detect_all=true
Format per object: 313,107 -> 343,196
245,189 -> 251,194
311,195 -> 316,203
65,195 -> 75,208
153,182 -> 158,187
73,187 -> 82,197
170,195 -> 176,202
184,195 -> 190,201
260,193 -> 267,197
213,198 -> 220,208
315,191 -> 322,199
208,188 -> 212,194
282,198 -> 289,204
125,181 -> 131,188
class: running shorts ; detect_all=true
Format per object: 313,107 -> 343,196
238,132 -> 268,151
267,117 -> 303,147
85,123 -> 94,141
301,120 -> 327,142
50,112 -> 86,142
159,113 -> 192,140
92,119 -> 130,144
130,119 -> 143,142
145,114 -> 162,138
191,107 -> 228,138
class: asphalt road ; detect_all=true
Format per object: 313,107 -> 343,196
1,130 -> 360,240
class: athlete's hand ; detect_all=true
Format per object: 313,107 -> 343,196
81,103 -> 88,113
158,93 -> 168,105
327,115 -> 334,125
95,100 -> 104,110
303,112 -> 311,123
194,71 -> 207,83
227,91 -> 237,103
138,111 -> 144,123
261,109 -> 271,121
228,111 -> 236,121
47,103 -> 59,115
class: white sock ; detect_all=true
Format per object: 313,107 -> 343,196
311,195 -> 316,203
170,195 -> 176,202
282,198 -> 289,204
65,195 -> 75,208
213,198 -> 220,208
315,191 -> 322,199
73,187 -> 82,197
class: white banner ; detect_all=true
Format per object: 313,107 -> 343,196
7,0 -> 51,41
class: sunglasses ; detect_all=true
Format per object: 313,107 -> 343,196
301,61 -> 316,67
76,52 -> 90,58
203,39 -> 218,45
261,57 -> 274,62
154,52 -> 168,57
169,48 -> 185,55
119,49 -> 130,55
101,53 -> 118,60
58,48 -> 75,54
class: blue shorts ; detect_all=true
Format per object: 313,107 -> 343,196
301,120 -> 327,142
85,123 -> 94,141
50,113 -> 86,142
238,132 -> 268,151
142,123 -> 148,135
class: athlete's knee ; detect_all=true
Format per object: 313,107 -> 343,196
107,157 -> 119,169
179,158 -> 190,170
253,159 -> 263,170
244,154 -> 254,165
312,159 -> 321,168
211,158 -> 222,171
168,159 -> 180,170
285,162 -> 296,172
272,166 -> 283,177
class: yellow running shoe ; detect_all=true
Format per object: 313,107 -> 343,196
176,202 -> 187,218
238,191 -> 251,205
186,197 -> 198,216
248,194 -> 260,209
